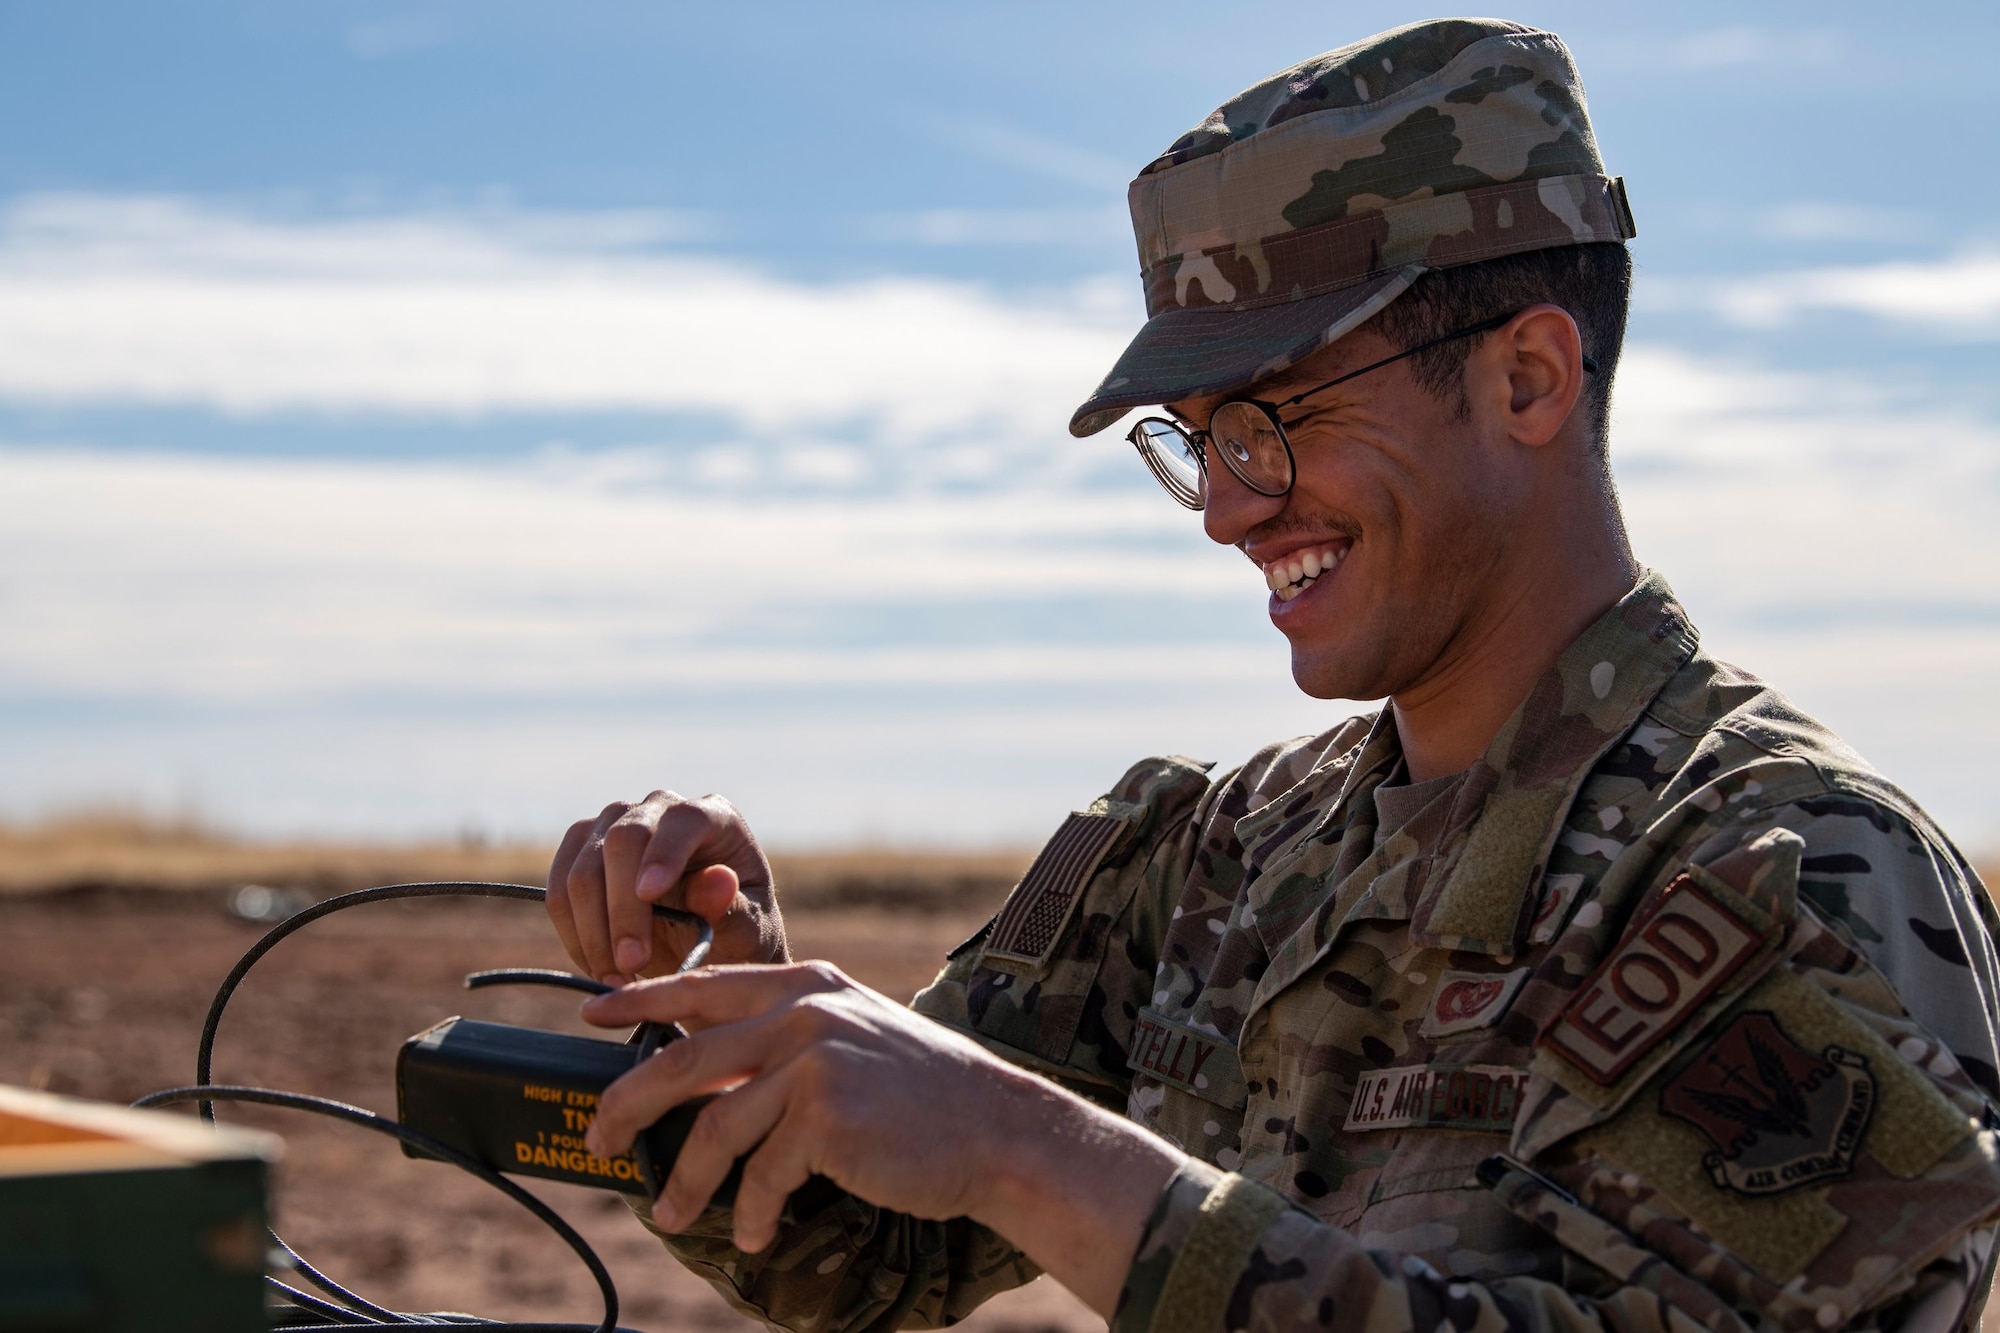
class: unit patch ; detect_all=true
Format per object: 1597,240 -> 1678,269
1343,1062 -> 1526,1134
1542,873 -> 1765,1085
1421,968 -> 1530,1038
983,812 -> 1124,970
1131,1008 -> 1247,1109
1660,1010 -> 1875,1196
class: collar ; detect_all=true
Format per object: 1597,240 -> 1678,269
1409,569 -> 1699,951
1238,570 -> 1699,974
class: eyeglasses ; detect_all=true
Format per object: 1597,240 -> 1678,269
1126,311 -> 1597,510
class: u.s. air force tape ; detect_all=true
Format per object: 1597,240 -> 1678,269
1131,1008 -> 1248,1110
984,811 -> 1124,970
1343,1062 -> 1527,1134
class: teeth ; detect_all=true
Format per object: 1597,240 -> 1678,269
1261,544 -> 1349,598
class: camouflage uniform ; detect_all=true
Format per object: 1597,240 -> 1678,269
643,575 -> 2000,1333
638,19 -> 2000,1333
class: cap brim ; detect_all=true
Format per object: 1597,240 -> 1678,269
1067,266 -> 1421,437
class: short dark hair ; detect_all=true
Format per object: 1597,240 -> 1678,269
1363,242 -> 1632,454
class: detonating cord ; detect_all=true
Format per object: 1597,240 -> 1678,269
136,881 -> 713,1332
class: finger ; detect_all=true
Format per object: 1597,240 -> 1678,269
649,1064 -> 808,1246
673,864 -> 772,970
581,962 -> 847,1036
635,799 -> 724,905
584,1003 -> 801,1158
727,1102 -> 817,1252
682,862 -> 740,922
649,1064 -> 788,1232
603,793 -> 677,978
567,801 -> 631,984
647,865 -> 739,984
544,818 -> 594,972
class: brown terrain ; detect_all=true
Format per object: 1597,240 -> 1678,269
5,818 -> 1995,1331
0,818 -> 1098,1332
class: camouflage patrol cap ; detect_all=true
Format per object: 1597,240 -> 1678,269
1068,17 -> 1636,438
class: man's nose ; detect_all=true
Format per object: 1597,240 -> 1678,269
1201,460 -> 1286,547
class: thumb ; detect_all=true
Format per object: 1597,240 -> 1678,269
683,862 -> 741,922
680,863 -> 784,965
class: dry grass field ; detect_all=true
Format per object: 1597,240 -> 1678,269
3,817 -> 1994,1331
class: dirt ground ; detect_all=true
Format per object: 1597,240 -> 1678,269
0,875 -> 1101,1333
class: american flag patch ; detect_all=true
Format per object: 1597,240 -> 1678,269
983,812 -> 1125,969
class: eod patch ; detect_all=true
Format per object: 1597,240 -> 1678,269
1542,872 -> 1765,1085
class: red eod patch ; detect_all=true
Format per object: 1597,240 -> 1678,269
1541,874 -> 1766,1085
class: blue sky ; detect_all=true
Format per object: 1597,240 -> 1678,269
1,2 -> 1997,850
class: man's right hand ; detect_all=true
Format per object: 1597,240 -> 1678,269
546,791 -> 790,987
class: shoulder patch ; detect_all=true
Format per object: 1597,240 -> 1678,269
983,812 -> 1125,971
1658,1009 -> 1874,1195
1542,873 -> 1766,1085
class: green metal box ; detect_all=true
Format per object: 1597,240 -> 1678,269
0,1083 -> 277,1332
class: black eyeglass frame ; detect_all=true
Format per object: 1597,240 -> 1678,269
1126,309 -> 1598,510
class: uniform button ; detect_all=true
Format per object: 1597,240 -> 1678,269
1816,1304 -> 1841,1328
1203,1120 -> 1221,1136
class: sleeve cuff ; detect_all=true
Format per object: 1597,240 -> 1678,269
1114,1161 -> 1293,1333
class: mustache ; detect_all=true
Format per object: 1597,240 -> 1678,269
1240,511 -> 1363,550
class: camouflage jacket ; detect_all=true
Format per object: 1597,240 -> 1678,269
644,572 -> 2000,1333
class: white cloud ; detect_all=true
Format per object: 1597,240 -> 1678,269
0,194 -> 1136,437
1642,251 -> 2000,334
936,120 -> 1133,192
1665,26 -> 1841,71
1758,202 -> 1932,244
4,342 -> 1998,847
0,444 -> 1257,701
1607,345 -> 2000,847
0,196 -> 1994,847
859,208 -> 1129,247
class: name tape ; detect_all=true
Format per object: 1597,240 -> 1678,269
1343,1062 -> 1526,1134
1541,874 -> 1764,1086
1131,1007 -> 1247,1110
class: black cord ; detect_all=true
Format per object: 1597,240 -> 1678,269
132,1085 -> 629,1332
466,969 -> 615,997
141,880 -> 712,1330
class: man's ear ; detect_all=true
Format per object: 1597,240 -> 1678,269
1470,304 -> 1588,449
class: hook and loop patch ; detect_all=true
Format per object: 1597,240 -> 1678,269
983,812 -> 1125,971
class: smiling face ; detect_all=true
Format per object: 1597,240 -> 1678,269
1171,323 -> 1529,703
